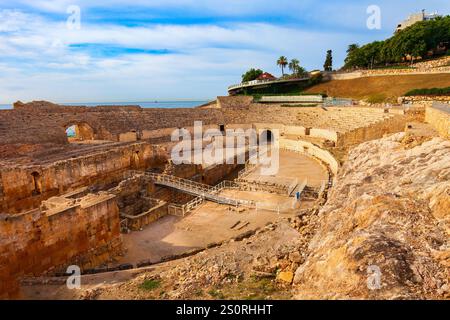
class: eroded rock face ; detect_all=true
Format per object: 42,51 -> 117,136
294,133 -> 450,299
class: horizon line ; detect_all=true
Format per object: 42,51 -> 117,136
0,98 -> 214,106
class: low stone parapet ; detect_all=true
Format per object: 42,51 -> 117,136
399,95 -> 450,104
425,103 -> 450,139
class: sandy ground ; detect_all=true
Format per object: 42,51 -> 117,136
118,202 -> 292,265
245,149 -> 328,188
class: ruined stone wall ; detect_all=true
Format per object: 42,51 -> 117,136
426,104 -> 450,139
217,96 -> 253,109
1,101 -> 227,145
336,115 -> 409,147
0,99 -> 302,146
0,193 -> 122,299
0,143 -> 168,213
1,100 -> 409,147
399,95 -> 450,105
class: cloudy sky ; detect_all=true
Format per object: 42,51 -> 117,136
0,0 -> 448,104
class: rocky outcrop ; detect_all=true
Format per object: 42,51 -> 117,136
293,133 -> 450,299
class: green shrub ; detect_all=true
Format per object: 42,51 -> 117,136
405,87 -> 450,96
139,279 -> 161,291
366,93 -> 387,104
208,289 -> 225,299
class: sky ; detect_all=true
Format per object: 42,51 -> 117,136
0,0 -> 449,104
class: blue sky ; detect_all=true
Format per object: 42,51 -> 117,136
0,0 -> 449,104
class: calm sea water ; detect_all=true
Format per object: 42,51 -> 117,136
0,100 -> 210,110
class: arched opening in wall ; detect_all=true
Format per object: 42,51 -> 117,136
31,171 -> 42,196
260,130 -> 274,145
65,123 -> 95,142
219,124 -> 225,134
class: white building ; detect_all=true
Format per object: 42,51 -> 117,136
395,10 -> 441,32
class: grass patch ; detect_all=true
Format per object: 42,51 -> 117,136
208,289 -> 225,299
405,87 -> 450,96
366,93 -> 387,104
193,289 -> 204,297
139,279 -> 161,291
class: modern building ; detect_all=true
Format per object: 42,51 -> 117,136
395,10 -> 441,32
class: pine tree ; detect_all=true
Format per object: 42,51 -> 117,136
323,50 -> 333,71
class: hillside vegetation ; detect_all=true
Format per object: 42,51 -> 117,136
344,16 -> 450,69
304,73 -> 450,102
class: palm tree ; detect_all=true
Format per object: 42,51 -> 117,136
277,56 -> 288,76
288,59 -> 300,76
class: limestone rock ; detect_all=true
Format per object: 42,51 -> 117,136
277,271 -> 294,284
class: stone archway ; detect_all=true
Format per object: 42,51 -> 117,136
65,122 -> 95,142
259,129 -> 274,145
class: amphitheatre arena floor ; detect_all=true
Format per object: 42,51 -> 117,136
118,150 -> 326,264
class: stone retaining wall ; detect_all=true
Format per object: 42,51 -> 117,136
0,192 -> 122,299
336,115 -> 409,146
399,96 -> 450,105
329,57 -> 450,80
425,103 -> 450,139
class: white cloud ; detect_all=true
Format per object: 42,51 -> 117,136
1,0 -> 448,103
0,7 -> 368,103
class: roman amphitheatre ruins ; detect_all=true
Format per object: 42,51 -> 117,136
0,58 -> 449,300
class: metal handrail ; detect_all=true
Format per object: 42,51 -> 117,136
146,172 -> 255,207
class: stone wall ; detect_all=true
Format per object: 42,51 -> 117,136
425,103 -> 450,139
361,67 -> 450,77
336,115 -> 409,147
413,56 -> 450,69
1,100 -> 410,148
0,192 -> 122,299
399,95 -> 450,105
0,101 -> 228,145
216,96 -> 253,109
280,138 -> 339,175
328,57 -> 450,81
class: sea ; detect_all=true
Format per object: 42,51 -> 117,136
0,100 -> 210,110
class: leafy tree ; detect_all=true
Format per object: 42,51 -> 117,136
323,50 -> 333,71
343,15 -> 450,69
277,56 -> 288,76
241,68 -> 263,82
347,44 -> 359,55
